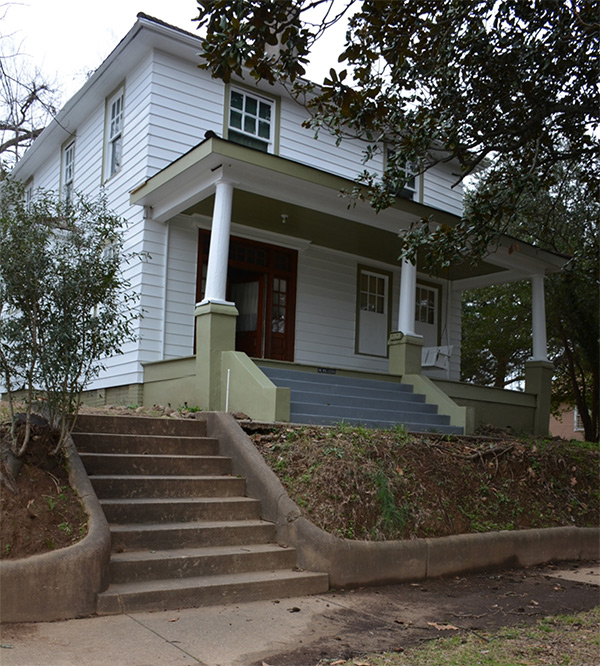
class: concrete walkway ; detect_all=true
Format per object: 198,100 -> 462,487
1,563 -> 598,666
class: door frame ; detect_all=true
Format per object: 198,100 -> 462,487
196,230 -> 297,361
355,264 -> 393,358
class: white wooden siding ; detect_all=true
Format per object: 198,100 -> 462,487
163,218 -> 198,358
295,246 -> 401,373
421,161 -> 463,216
13,21 -> 466,393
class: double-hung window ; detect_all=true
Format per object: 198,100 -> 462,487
24,181 -> 34,209
105,88 -> 124,178
62,140 -> 75,203
386,148 -> 417,199
228,88 -> 274,153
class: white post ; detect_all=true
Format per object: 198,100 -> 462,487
531,273 -> 548,361
200,179 -> 234,306
397,257 -> 418,336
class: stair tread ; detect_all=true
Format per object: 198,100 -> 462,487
99,569 -> 328,596
81,453 -> 230,461
100,497 -> 258,505
89,474 -> 238,480
74,432 -> 216,440
111,543 -> 293,562
110,519 -> 271,532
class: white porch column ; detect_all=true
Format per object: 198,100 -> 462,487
397,258 -> 418,336
531,273 -> 548,361
200,179 -> 234,306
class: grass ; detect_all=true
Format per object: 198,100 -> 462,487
326,607 -> 600,666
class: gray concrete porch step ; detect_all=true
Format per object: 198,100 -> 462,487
96,569 -> 330,615
260,366 -> 414,392
260,366 -> 463,435
291,390 -> 437,414
72,432 -> 220,455
89,475 -> 246,499
80,452 -> 232,476
290,401 -> 453,427
100,497 -> 261,524
75,413 -> 329,614
74,414 -> 207,436
109,543 -> 297,583
291,412 -> 465,435
109,520 -> 277,552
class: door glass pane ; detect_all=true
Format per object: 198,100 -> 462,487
272,277 -> 287,333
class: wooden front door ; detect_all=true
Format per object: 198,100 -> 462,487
197,231 -> 297,361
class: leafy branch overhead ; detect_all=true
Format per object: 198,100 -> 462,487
195,0 -> 599,265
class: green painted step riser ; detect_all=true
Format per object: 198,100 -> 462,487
96,575 -> 330,615
110,551 -> 297,583
81,456 -> 232,476
91,478 -> 246,499
102,502 -> 261,524
111,526 -> 276,551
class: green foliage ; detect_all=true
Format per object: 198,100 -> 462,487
0,179 -> 140,456
373,471 -> 410,535
460,165 -> 599,441
195,0 -> 599,266
461,281 -> 532,388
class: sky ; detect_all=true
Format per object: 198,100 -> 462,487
2,0 -> 347,106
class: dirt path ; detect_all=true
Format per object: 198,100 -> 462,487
253,562 -> 600,666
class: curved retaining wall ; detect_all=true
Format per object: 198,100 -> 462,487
208,412 -> 599,588
0,438 -> 111,623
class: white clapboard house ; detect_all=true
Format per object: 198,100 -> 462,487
12,14 -> 565,435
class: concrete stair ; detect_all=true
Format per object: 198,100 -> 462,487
73,414 -> 328,614
259,366 -> 463,435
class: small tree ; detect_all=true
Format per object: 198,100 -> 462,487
461,281 -> 532,389
0,180 -> 139,487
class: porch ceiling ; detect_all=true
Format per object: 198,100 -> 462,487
184,190 -> 503,282
131,137 -> 566,286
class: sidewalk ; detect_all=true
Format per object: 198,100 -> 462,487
1,563 -> 598,666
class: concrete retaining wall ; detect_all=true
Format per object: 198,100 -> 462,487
0,439 -> 111,623
208,412 -> 599,588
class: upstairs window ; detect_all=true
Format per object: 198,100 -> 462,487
386,148 -> 417,200
62,140 -> 75,202
105,88 -> 124,179
24,181 -> 34,209
228,88 -> 274,153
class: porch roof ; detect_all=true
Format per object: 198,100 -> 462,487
130,137 -> 567,287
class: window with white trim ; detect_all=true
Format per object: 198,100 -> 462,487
415,285 -> 436,324
386,148 -> 416,199
62,140 -> 75,202
574,406 -> 584,432
228,88 -> 274,152
105,88 -> 124,178
24,181 -> 34,209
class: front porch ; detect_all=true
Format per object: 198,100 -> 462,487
139,304 -> 552,436
127,137 -> 562,436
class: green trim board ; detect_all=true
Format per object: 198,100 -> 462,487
186,189 -> 505,281
130,136 -> 567,279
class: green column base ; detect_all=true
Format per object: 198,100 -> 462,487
525,359 -> 554,436
388,332 -> 424,376
195,302 -> 238,410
